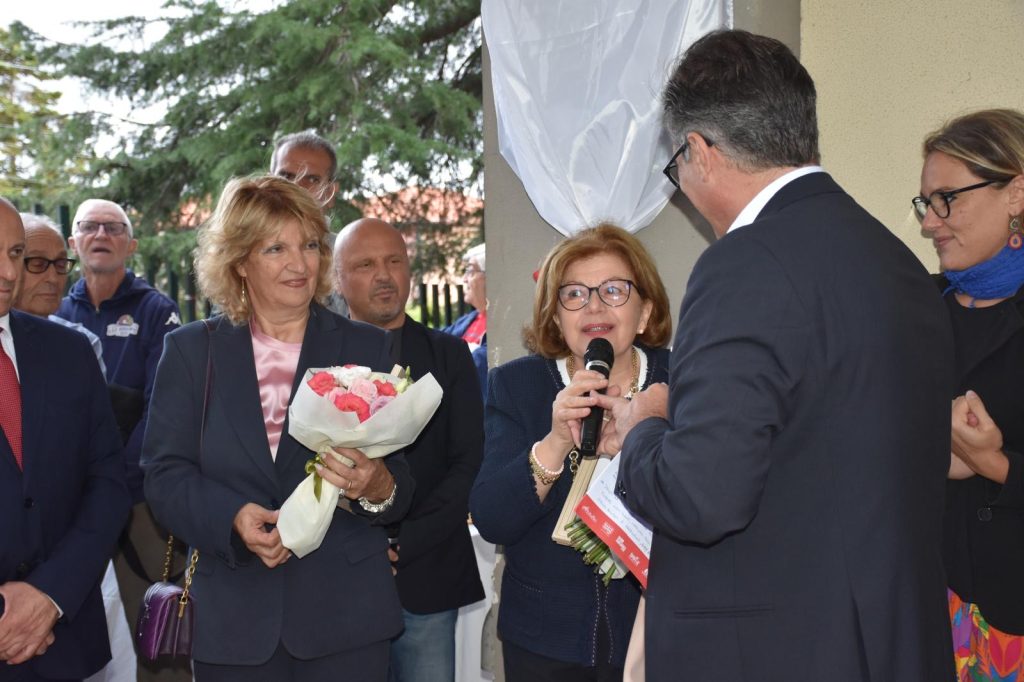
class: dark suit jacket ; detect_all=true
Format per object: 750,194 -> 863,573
0,311 -> 130,680
619,173 -> 956,681
141,305 -> 414,666
393,317 -> 484,613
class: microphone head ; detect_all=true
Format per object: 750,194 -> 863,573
583,337 -> 614,377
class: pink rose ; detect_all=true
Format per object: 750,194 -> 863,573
373,379 -> 398,397
332,392 -> 371,422
307,371 -> 337,396
348,377 -> 379,402
368,395 -> 395,417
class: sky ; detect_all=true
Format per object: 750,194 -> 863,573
8,0 -> 181,44
8,1 -> 274,118
6,1 -> 473,194
9,1 -> 189,122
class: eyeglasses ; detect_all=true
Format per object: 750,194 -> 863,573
663,135 -> 715,191
24,257 -> 76,275
275,171 -> 337,206
911,180 -> 998,220
76,220 -> 129,236
463,266 -> 483,278
557,279 -> 636,311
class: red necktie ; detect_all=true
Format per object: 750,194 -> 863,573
0,329 -> 23,470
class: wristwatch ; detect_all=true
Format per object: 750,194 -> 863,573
358,482 -> 397,514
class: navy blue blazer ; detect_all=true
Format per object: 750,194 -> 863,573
141,305 -> 414,666
0,311 -> 130,680
619,173 -> 955,681
470,347 -> 670,667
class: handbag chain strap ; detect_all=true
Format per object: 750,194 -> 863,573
177,548 -> 200,618
161,534 -> 175,583
156,320 -> 214,614
173,319 -> 212,618
160,533 -> 199,618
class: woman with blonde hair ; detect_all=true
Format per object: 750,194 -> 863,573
142,175 -> 413,680
914,109 -> 1024,681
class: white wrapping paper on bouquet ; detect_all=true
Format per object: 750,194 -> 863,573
277,368 -> 443,558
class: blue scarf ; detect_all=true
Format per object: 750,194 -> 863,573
943,245 -> 1024,301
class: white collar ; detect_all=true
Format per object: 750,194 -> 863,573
727,165 -> 825,234
556,345 -> 649,394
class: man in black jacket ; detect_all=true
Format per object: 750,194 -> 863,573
333,217 -> 484,682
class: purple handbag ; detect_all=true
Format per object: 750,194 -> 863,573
135,319 -> 212,660
135,542 -> 199,659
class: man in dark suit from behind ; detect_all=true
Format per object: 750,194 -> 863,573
333,218 -> 484,682
0,198 -> 131,681
598,30 -> 956,681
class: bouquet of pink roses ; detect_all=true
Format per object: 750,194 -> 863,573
277,364 -> 442,557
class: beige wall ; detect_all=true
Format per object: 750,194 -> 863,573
483,0 -> 800,367
802,0 -> 1024,271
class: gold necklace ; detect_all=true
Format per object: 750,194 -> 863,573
566,346 -> 641,398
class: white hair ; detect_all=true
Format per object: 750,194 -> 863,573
463,242 -> 485,271
20,213 -> 64,239
73,199 -> 134,238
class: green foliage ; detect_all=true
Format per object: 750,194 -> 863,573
28,0 -> 483,248
0,23 -> 70,202
134,226 -> 197,272
4,0 -> 483,306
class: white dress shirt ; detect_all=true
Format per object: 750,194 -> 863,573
727,165 -> 825,234
0,313 -> 19,381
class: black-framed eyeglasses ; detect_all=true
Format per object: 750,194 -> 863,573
557,279 -> 636,311
911,180 -> 998,220
663,135 -> 715,191
76,220 -> 129,236
24,256 -> 76,275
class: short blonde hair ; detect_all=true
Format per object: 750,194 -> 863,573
523,223 -> 672,358
924,108 -> 1024,185
196,175 -> 331,324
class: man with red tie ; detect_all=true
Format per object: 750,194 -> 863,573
0,198 -> 130,681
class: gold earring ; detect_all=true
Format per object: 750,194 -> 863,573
241,277 -> 248,306
1010,215 -> 1023,250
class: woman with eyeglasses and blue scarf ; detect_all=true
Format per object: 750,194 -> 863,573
914,109 -> 1024,681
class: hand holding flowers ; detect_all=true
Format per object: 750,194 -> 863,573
277,363 -> 442,558
315,445 -> 394,502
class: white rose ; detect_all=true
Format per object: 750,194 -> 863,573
328,364 -> 372,387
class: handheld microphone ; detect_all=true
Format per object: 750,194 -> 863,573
578,338 -> 614,457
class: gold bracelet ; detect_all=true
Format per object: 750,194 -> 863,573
529,442 -> 564,486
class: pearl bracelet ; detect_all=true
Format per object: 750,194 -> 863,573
529,442 -> 564,486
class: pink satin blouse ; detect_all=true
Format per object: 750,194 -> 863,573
251,323 -> 302,460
